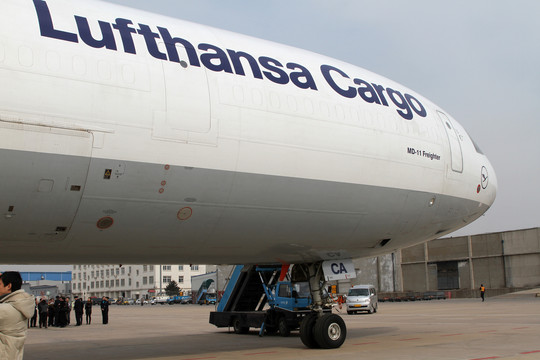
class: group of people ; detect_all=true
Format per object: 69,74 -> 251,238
1,270 -> 112,359
28,295 -> 111,328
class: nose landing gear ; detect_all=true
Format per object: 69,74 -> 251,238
296,263 -> 347,349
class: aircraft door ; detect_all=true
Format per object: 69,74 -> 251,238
0,122 -> 92,244
437,111 -> 463,173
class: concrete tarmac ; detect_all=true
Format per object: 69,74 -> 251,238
25,292 -> 540,360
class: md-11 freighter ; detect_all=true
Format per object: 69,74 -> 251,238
0,0 -> 497,348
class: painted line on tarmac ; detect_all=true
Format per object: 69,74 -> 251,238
479,330 -> 497,333
440,333 -> 464,337
242,351 -> 278,356
352,341 -> 380,345
511,327 -> 529,330
520,350 -> 540,354
469,357 -> 500,360
183,357 -> 217,360
399,338 -> 421,341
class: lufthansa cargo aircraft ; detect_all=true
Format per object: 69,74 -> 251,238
1,0 -> 496,348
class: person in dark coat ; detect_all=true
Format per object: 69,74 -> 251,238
47,299 -> 55,327
74,296 -> 84,326
57,297 -> 68,327
100,296 -> 109,324
85,297 -> 92,325
53,296 -> 61,326
29,298 -> 38,327
38,298 -> 49,328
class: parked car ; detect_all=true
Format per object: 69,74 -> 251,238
346,285 -> 378,314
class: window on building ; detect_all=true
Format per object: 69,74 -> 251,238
136,270 -> 139,276
91,271 -> 94,278
91,282 -> 94,289
143,277 -> 147,285
121,279 -> 125,286
163,276 -> 171,283
191,265 -> 199,271
163,265 -> 171,271
136,281 -> 139,288
100,281 -> 104,288
150,265 -> 154,271
106,280 -> 109,287
149,276 -> 154,284
116,268 -> 119,275
178,276 -> 184,283
100,270 -> 104,277
178,265 -> 183,271
143,265 -> 147,272
129,278 -> 132,286
121,267 -> 125,275
106,269 -> 110,277
116,279 -> 119,287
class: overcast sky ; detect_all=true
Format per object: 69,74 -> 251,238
4,0 -> 539,272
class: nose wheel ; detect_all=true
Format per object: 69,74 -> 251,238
301,313 -> 347,349
297,262 -> 347,349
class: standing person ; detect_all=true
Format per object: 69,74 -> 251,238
74,296 -> 84,326
480,284 -> 486,302
29,298 -> 38,327
0,271 -> 36,360
53,296 -> 61,326
100,296 -> 109,324
66,297 -> 71,325
57,297 -> 68,328
85,297 -> 92,325
38,297 -> 49,329
47,299 -> 55,327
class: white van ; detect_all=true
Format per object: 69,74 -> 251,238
346,285 -> 378,314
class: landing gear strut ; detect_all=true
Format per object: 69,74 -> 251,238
295,263 -> 347,349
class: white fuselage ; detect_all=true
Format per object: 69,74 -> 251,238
0,0 -> 496,264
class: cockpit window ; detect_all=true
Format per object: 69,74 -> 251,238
471,137 -> 484,154
465,130 -> 484,154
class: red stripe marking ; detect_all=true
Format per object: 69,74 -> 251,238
183,358 -> 217,360
469,357 -> 500,360
521,350 -> 540,354
399,338 -> 421,341
441,333 -> 463,337
353,341 -> 380,345
243,352 -> 278,356
512,327 -> 529,330
479,330 -> 497,333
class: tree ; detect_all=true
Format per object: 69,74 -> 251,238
165,280 -> 180,296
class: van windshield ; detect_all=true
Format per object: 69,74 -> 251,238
348,288 -> 369,296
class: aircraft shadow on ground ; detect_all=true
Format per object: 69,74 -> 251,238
25,326 -> 397,359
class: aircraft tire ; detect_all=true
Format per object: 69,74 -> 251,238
300,313 -> 320,348
313,314 -> 346,349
